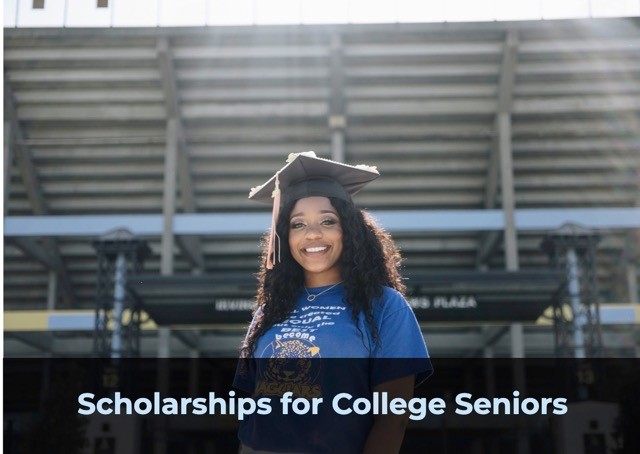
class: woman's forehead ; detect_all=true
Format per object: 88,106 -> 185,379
290,196 -> 336,215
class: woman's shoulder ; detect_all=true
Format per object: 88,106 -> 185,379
373,286 -> 412,317
379,285 -> 405,301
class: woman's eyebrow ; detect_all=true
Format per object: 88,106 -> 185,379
290,209 -> 337,219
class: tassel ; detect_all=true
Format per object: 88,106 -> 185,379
266,173 -> 282,269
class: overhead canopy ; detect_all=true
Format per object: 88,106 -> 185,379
403,269 -> 563,322
129,270 -> 563,326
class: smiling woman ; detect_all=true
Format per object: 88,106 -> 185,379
234,152 -> 433,453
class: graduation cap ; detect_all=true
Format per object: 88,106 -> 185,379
249,151 -> 380,269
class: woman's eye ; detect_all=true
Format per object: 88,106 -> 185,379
290,221 -> 305,229
321,218 -> 338,226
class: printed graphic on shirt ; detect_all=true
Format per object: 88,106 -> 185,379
260,303 -> 347,358
255,355 -> 322,399
261,338 -> 320,358
254,302 -> 346,399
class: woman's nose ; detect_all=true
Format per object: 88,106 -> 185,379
305,225 -> 322,239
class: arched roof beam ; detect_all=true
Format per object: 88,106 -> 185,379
4,82 -> 77,307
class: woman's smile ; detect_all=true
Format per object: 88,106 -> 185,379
301,245 -> 330,255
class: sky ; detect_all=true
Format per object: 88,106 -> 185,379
3,0 -> 640,28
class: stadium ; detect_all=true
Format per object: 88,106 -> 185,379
3,1 -> 640,453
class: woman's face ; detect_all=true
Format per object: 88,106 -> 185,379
288,196 -> 343,287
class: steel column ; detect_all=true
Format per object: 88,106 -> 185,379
46,271 -> 57,311
110,252 -> 126,359
4,120 -> 13,215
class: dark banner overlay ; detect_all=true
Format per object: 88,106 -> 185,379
4,358 -> 639,454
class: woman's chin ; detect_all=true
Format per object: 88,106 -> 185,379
302,266 -> 341,283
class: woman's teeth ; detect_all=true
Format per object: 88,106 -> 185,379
305,246 -> 328,253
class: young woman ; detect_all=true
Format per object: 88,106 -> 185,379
234,152 -> 432,454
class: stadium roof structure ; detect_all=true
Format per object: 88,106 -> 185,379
3,17 -> 640,357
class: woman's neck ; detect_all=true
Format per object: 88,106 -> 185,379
304,271 -> 342,288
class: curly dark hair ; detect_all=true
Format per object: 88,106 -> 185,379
240,197 -> 406,357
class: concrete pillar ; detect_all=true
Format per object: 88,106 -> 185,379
498,103 -> 528,454
156,116 -> 179,454
329,33 -> 346,163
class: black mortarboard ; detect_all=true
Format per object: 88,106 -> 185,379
248,151 -> 380,268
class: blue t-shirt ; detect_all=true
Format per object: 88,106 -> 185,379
234,285 -> 433,453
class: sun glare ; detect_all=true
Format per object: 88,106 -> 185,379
3,0 -> 640,28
